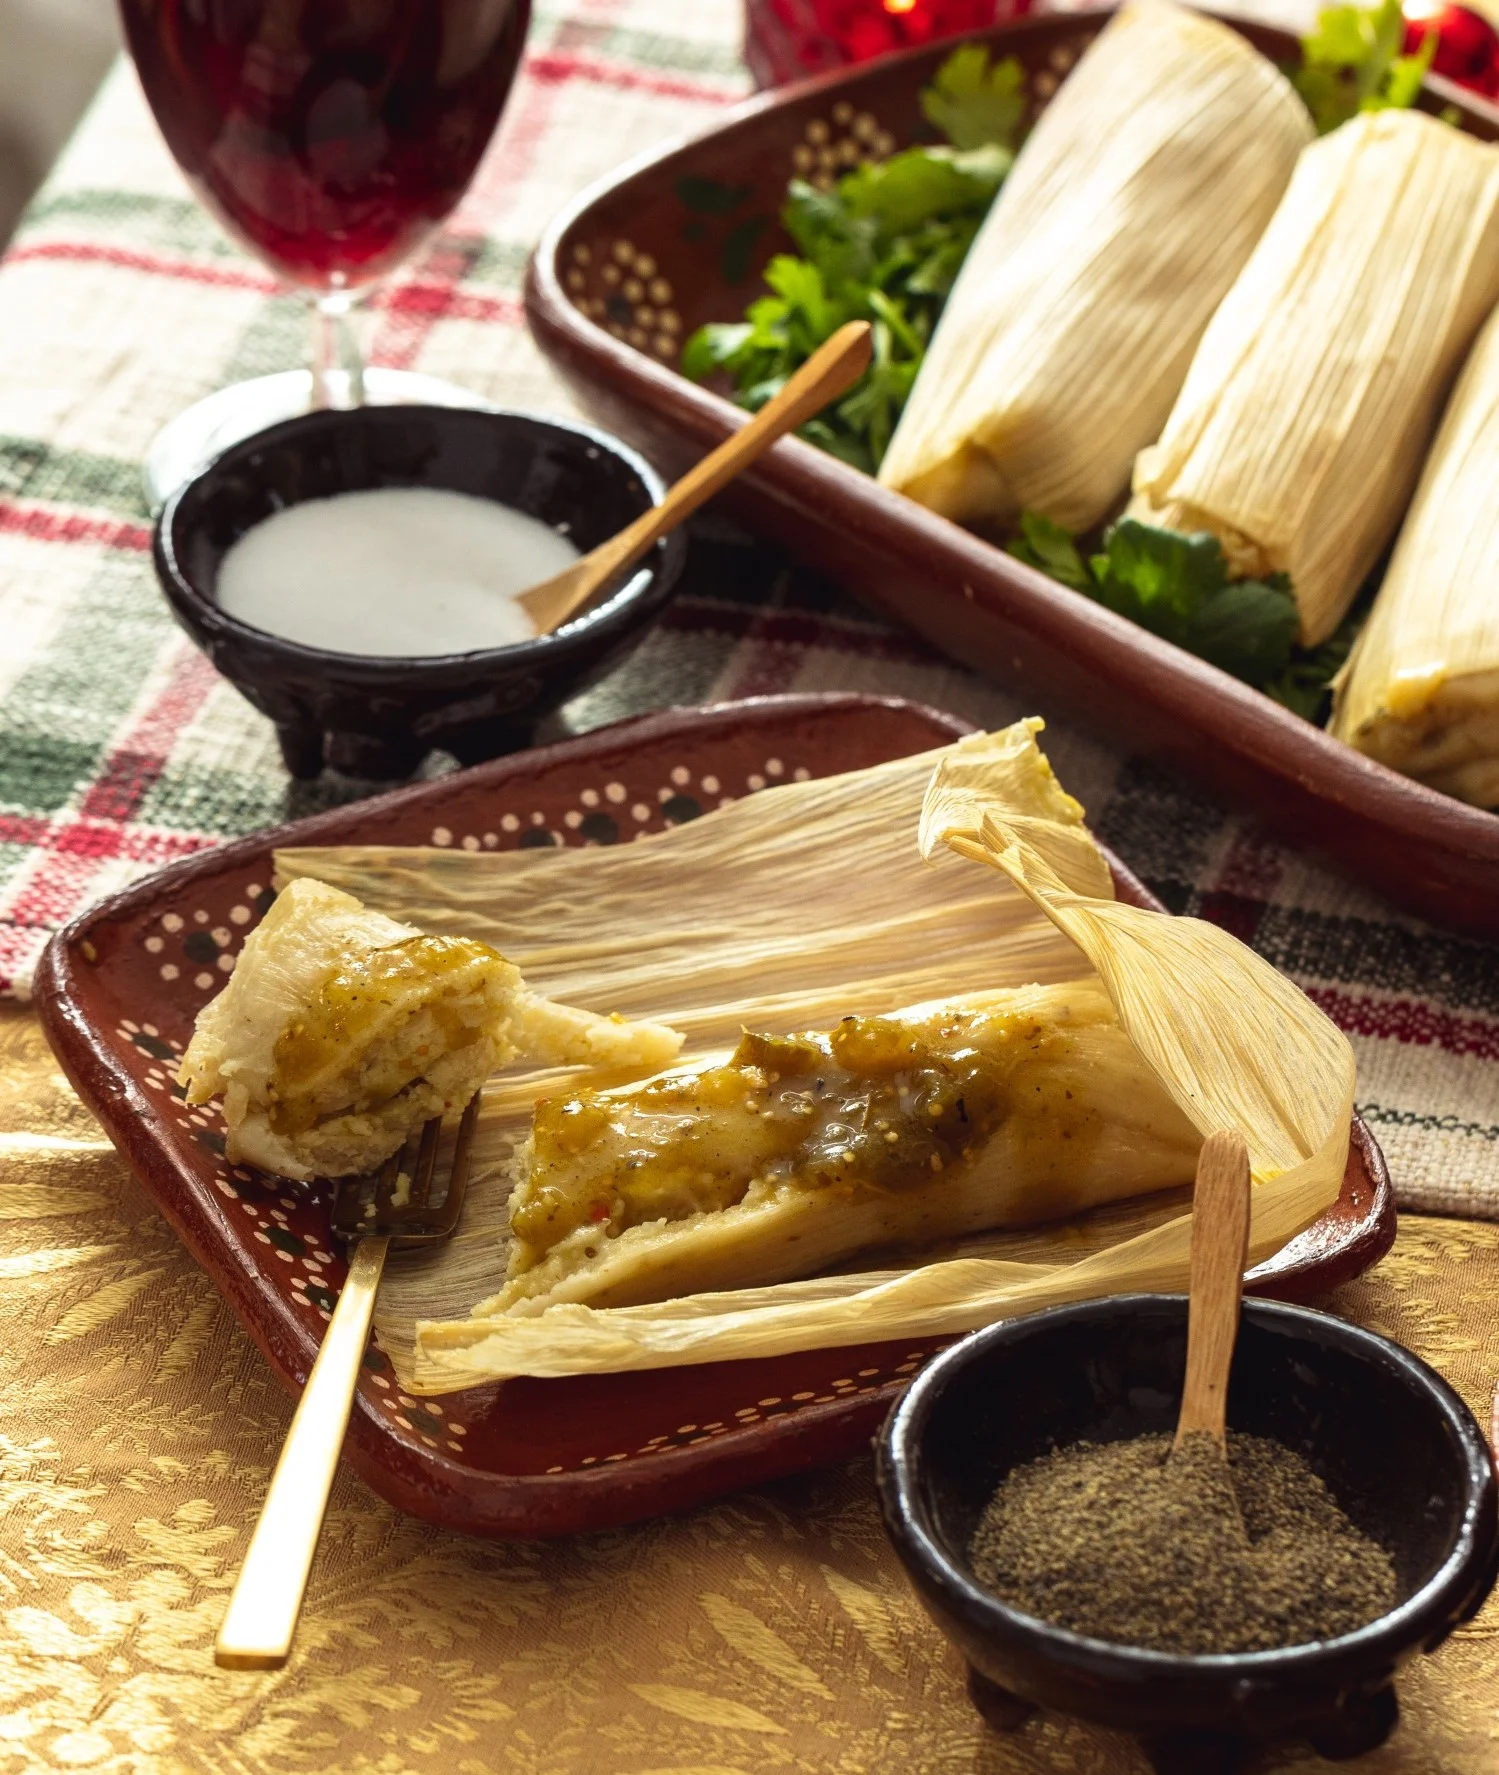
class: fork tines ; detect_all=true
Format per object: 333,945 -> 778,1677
330,1092 -> 481,1246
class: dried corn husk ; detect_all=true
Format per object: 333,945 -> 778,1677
277,721 -> 1353,1392
1130,109 -> 1499,647
876,0 -> 1311,533
1330,304 -> 1499,806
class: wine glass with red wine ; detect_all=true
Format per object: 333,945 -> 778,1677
118,0 -> 532,503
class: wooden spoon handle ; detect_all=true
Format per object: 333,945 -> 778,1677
519,319 -> 872,632
1174,1129 -> 1252,1452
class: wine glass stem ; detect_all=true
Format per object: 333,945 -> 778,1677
311,291 -> 365,410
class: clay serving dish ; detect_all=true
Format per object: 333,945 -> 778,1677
153,404 -> 685,781
35,695 -> 1394,1537
524,7 -> 1499,940
876,1296 -> 1499,1773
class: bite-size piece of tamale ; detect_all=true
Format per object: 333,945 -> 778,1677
483,982 -> 1201,1316
876,0 -> 1310,534
1129,108 -> 1499,647
179,877 -> 682,1182
1330,306 -> 1499,805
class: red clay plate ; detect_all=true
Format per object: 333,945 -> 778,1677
524,8 -> 1499,941
34,695 -> 1394,1537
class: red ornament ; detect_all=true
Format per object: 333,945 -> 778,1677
1403,0 -> 1499,98
747,0 -> 1026,88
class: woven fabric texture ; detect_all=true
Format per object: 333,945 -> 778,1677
0,0 -> 1495,1220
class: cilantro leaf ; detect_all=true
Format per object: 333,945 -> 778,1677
1007,511 -> 1092,591
682,41 -> 1026,472
1263,605 -> 1364,719
920,43 -> 1027,151
1295,0 -> 1435,134
837,143 -> 1011,234
1090,520 -> 1299,683
1014,513 -> 1309,696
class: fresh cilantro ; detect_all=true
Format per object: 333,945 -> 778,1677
1295,0 -> 1435,134
1012,513 -> 1314,698
1263,605 -> 1365,720
1007,511 -> 1092,591
682,45 -> 1024,473
919,41 -> 1028,151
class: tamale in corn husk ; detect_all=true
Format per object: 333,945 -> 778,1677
1330,304 -> 1499,805
274,721 -> 1353,1391
1129,109 -> 1499,647
876,0 -> 1311,533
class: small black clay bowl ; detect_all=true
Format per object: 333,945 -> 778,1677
876,1296 -> 1499,1768
153,404 -> 685,780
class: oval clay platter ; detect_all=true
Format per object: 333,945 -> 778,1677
34,695 -> 1394,1537
524,8 -> 1499,941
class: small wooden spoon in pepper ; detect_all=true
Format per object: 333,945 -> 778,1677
1175,1128 -> 1253,1453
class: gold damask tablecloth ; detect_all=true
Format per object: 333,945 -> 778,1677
6,999 -> 1499,1775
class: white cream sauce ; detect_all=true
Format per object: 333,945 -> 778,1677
216,486 -> 580,656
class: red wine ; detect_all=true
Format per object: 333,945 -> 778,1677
119,0 -> 531,290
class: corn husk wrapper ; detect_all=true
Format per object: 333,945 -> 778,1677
276,722 -> 1354,1392
876,0 -> 1311,533
1330,303 -> 1499,806
1130,109 -> 1499,647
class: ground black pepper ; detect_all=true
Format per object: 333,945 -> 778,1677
969,1431 -> 1397,1654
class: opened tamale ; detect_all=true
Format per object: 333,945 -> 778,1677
269,722 -> 1353,1390
1129,108 -> 1499,647
179,877 -> 681,1181
1330,304 -> 1499,805
487,982 -> 1201,1315
876,0 -> 1311,533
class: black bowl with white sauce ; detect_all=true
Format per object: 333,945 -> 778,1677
153,404 -> 684,779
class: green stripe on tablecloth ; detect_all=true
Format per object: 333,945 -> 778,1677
0,733 -> 102,815
132,760 -> 302,839
0,555 -> 170,815
0,437 -> 147,520
1360,1104 -> 1499,1142
18,190 -> 239,259
220,294 -> 314,386
462,239 -> 531,287
575,26 -> 749,78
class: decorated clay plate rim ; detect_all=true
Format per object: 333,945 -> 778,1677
32,694 -> 1393,1536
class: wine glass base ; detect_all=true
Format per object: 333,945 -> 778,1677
143,368 -> 498,509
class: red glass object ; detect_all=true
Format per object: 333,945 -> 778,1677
1403,0 -> 1499,97
745,0 -> 1025,87
117,0 -> 530,291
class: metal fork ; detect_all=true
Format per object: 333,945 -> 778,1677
214,1093 -> 481,1670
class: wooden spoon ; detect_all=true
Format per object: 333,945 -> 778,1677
517,319 -> 874,635
1174,1128 -> 1253,1452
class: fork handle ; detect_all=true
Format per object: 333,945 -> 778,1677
215,1235 -> 390,1669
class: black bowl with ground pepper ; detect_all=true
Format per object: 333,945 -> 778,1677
875,1296 -> 1499,1774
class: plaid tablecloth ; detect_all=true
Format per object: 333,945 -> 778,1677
0,0 -> 1496,1222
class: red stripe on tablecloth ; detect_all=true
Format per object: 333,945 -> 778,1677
5,239 -> 277,294
375,278 -> 523,329
523,48 -> 744,105
0,499 -> 151,553
1308,985 -> 1499,1063
78,648 -> 222,824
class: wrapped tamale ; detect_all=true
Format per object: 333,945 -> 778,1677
876,0 -> 1311,533
1130,108 -> 1499,647
1330,305 -> 1499,805
179,877 -> 682,1181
